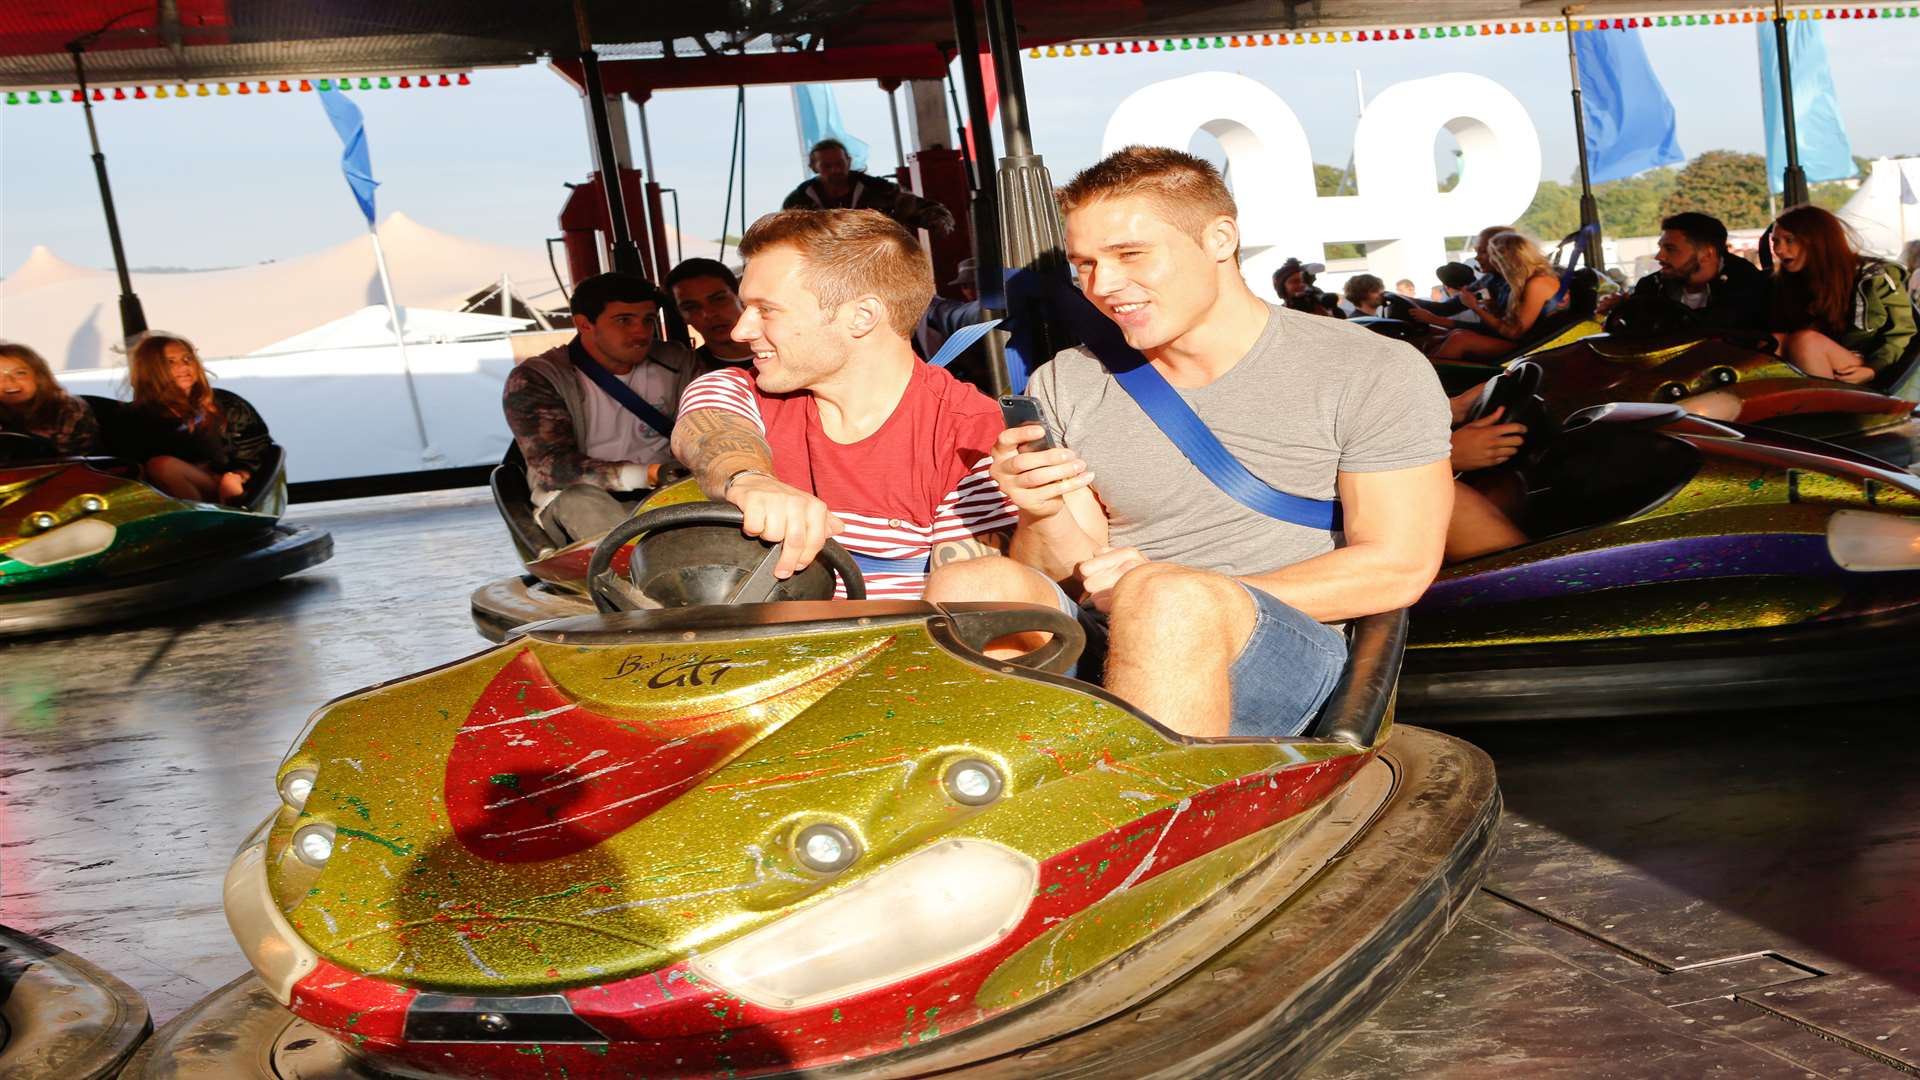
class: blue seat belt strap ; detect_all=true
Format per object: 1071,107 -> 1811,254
1106,362 -> 1341,531
849,552 -> 932,576
994,265 -> 1338,531
927,319 -> 1001,369
569,344 -> 675,440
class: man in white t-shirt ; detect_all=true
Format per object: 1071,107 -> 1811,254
502,272 -> 703,542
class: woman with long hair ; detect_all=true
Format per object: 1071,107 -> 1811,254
1770,205 -> 1917,383
126,332 -> 272,504
1424,232 -> 1566,359
0,342 -> 99,455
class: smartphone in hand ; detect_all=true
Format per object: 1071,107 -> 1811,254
998,394 -> 1057,451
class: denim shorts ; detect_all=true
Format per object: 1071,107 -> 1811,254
1049,578 -> 1348,739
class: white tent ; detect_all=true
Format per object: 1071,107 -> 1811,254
1839,157 -> 1920,260
0,213 -> 565,370
253,305 -> 530,355
57,313 -> 529,483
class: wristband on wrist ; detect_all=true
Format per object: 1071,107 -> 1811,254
722,468 -> 768,498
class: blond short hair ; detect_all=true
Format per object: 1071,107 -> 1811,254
1056,145 -> 1238,241
738,209 -> 933,339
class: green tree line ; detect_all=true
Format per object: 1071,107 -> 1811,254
1511,150 -> 1871,241
1295,151 -> 1882,263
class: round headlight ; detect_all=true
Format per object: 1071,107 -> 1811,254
794,823 -> 859,874
28,512 -> 56,531
278,769 -> 317,811
79,495 -> 107,513
292,823 -> 336,868
1656,382 -> 1687,402
945,759 -> 1004,806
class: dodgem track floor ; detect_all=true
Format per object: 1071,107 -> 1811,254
4,489 -> 1920,1077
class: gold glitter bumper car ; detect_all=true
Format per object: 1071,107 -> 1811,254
0,433 -> 331,637
131,504 -> 1498,1080
1403,364 -> 1920,720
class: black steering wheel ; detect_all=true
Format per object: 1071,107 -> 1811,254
1465,361 -> 1544,426
582,502 -> 1089,676
0,431 -> 60,466
586,502 -> 866,613
1462,361 -> 1559,477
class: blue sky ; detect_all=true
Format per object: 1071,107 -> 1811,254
0,18 -> 1913,277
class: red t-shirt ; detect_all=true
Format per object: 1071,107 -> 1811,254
677,363 -> 1017,599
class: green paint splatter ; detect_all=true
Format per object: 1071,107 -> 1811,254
489,773 -> 519,788
831,1008 -> 843,1022
340,794 -> 373,821
335,826 -> 413,857
515,881 -> 614,906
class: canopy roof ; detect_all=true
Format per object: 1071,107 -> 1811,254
0,1 -> 1808,91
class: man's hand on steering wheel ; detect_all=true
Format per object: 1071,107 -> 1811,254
1451,407 -> 1528,471
725,471 -> 845,579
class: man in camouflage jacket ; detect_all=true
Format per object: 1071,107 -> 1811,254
503,272 -> 704,544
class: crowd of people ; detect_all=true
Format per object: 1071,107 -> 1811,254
6,132 -> 1915,745
1271,207 -> 1916,384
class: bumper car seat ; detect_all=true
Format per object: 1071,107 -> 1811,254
491,442 -> 568,563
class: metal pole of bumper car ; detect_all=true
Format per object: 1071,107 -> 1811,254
883,81 -> 908,170
983,0 -> 1067,392
572,0 -> 646,275
949,0 -> 1010,398
1771,0 -> 1812,208
67,42 -> 148,342
1562,10 -> 1605,270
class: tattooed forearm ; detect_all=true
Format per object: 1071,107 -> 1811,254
672,409 -> 777,497
928,530 -> 1008,569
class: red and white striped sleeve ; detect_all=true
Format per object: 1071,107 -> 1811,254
931,453 -> 1018,543
677,368 -> 764,432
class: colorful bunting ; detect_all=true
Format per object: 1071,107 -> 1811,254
1019,5 -> 1918,59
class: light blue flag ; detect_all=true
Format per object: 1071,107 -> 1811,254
791,84 -> 869,176
317,89 -> 378,225
1574,29 -> 1685,184
1757,22 -> 1857,191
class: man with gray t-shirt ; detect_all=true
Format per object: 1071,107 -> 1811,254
942,146 -> 1454,741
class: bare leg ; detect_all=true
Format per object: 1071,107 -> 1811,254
1432,328 -> 1521,360
1103,563 -> 1256,739
1677,390 -> 1742,421
1446,481 -> 1528,563
1781,328 -> 1864,380
922,555 -> 1061,658
145,456 -> 220,501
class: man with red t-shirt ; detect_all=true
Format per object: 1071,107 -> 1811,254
671,209 -> 1014,600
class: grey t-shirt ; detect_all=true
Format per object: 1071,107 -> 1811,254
1029,303 -> 1450,578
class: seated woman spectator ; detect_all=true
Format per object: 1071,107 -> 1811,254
1342,273 -> 1387,317
1769,206 -> 1917,384
126,332 -> 272,504
0,342 -> 99,455
1411,232 -> 1565,359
